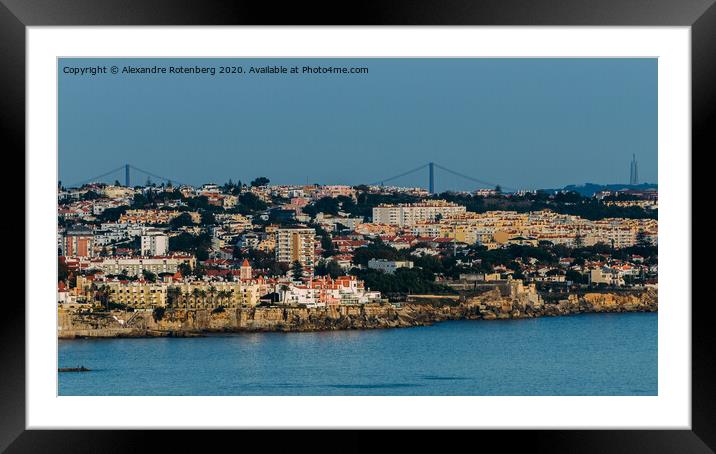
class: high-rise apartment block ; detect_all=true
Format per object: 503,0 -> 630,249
372,200 -> 466,227
276,228 -> 316,272
62,226 -> 95,257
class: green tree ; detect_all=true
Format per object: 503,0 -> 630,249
303,197 -> 340,216
352,242 -> 403,266
291,261 -> 304,280
169,232 -> 212,261
271,261 -> 290,277
98,205 -> 129,223
142,269 -> 157,283
200,210 -> 216,226
315,259 -> 343,278
223,179 -> 235,192
279,284 -> 291,304
320,236 -> 336,257
636,229 -> 652,247
178,262 -> 192,277
193,263 -> 207,278
217,290 -> 231,307
573,231 -> 584,248
250,177 -> 270,187
58,259 -> 69,283
414,255 -> 443,274
166,287 -> 180,308
238,193 -> 267,212
185,195 -> 211,211
566,270 -> 587,284
152,307 -> 166,321
94,284 -> 111,311
169,212 -> 195,229
315,260 -> 328,276
325,260 -> 343,278
352,268 -> 455,296
132,193 -> 149,208
208,286 -> 217,306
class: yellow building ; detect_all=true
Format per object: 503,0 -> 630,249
119,209 -> 180,225
223,195 -> 239,208
100,279 -> 266,309
105,281 -> 168,308
169,281 -> 266,308
492,231 -> 512,244
98,256 -> 196,277
438,224 -> 478,245
101,185 -> 136,199
257,236 -> 276,253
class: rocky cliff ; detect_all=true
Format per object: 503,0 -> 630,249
58,288 -> 657,338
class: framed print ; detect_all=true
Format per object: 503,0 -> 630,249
3,0 -> 709,451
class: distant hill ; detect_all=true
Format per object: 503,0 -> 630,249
539,183 -> 658,197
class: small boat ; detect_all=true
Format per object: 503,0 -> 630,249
58,366 -> 90,372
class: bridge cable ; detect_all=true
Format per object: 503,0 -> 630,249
433,163 -> 515,192
65,165 -> 126,188
129,165 -> 190,188
368,163 -> 429,186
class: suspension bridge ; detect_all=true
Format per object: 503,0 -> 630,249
368,162 -> 514,192
64,164 -> 190,189
64,162 -> 514,193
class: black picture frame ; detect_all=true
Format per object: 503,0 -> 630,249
2,0 -> 706,451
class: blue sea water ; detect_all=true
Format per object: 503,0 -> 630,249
58,313 -> 657,396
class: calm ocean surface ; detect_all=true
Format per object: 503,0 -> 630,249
58,313 -> 657,396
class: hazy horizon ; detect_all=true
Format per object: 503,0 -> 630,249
59,58 -> 657,191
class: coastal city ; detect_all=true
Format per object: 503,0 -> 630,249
54,57 -> 659,401
57,173 -> 658,320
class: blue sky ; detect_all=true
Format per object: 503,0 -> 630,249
59,58 -> 656,191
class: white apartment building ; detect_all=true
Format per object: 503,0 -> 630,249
314,212 -> 364,231
239,232 -> 261,249
372,200 -> 466,226
408,209 -> 656,249
141,230 -> 169,256
278,276 -> 382,307
367,259 -> 414,274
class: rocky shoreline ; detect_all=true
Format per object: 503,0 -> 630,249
58,288 -> 657,339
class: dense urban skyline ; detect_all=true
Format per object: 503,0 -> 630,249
59,58 -> 657,190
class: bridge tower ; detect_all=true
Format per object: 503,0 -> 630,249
629,154 -> 639,185
125,164 -> 130,187
428,162 -> 434,194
